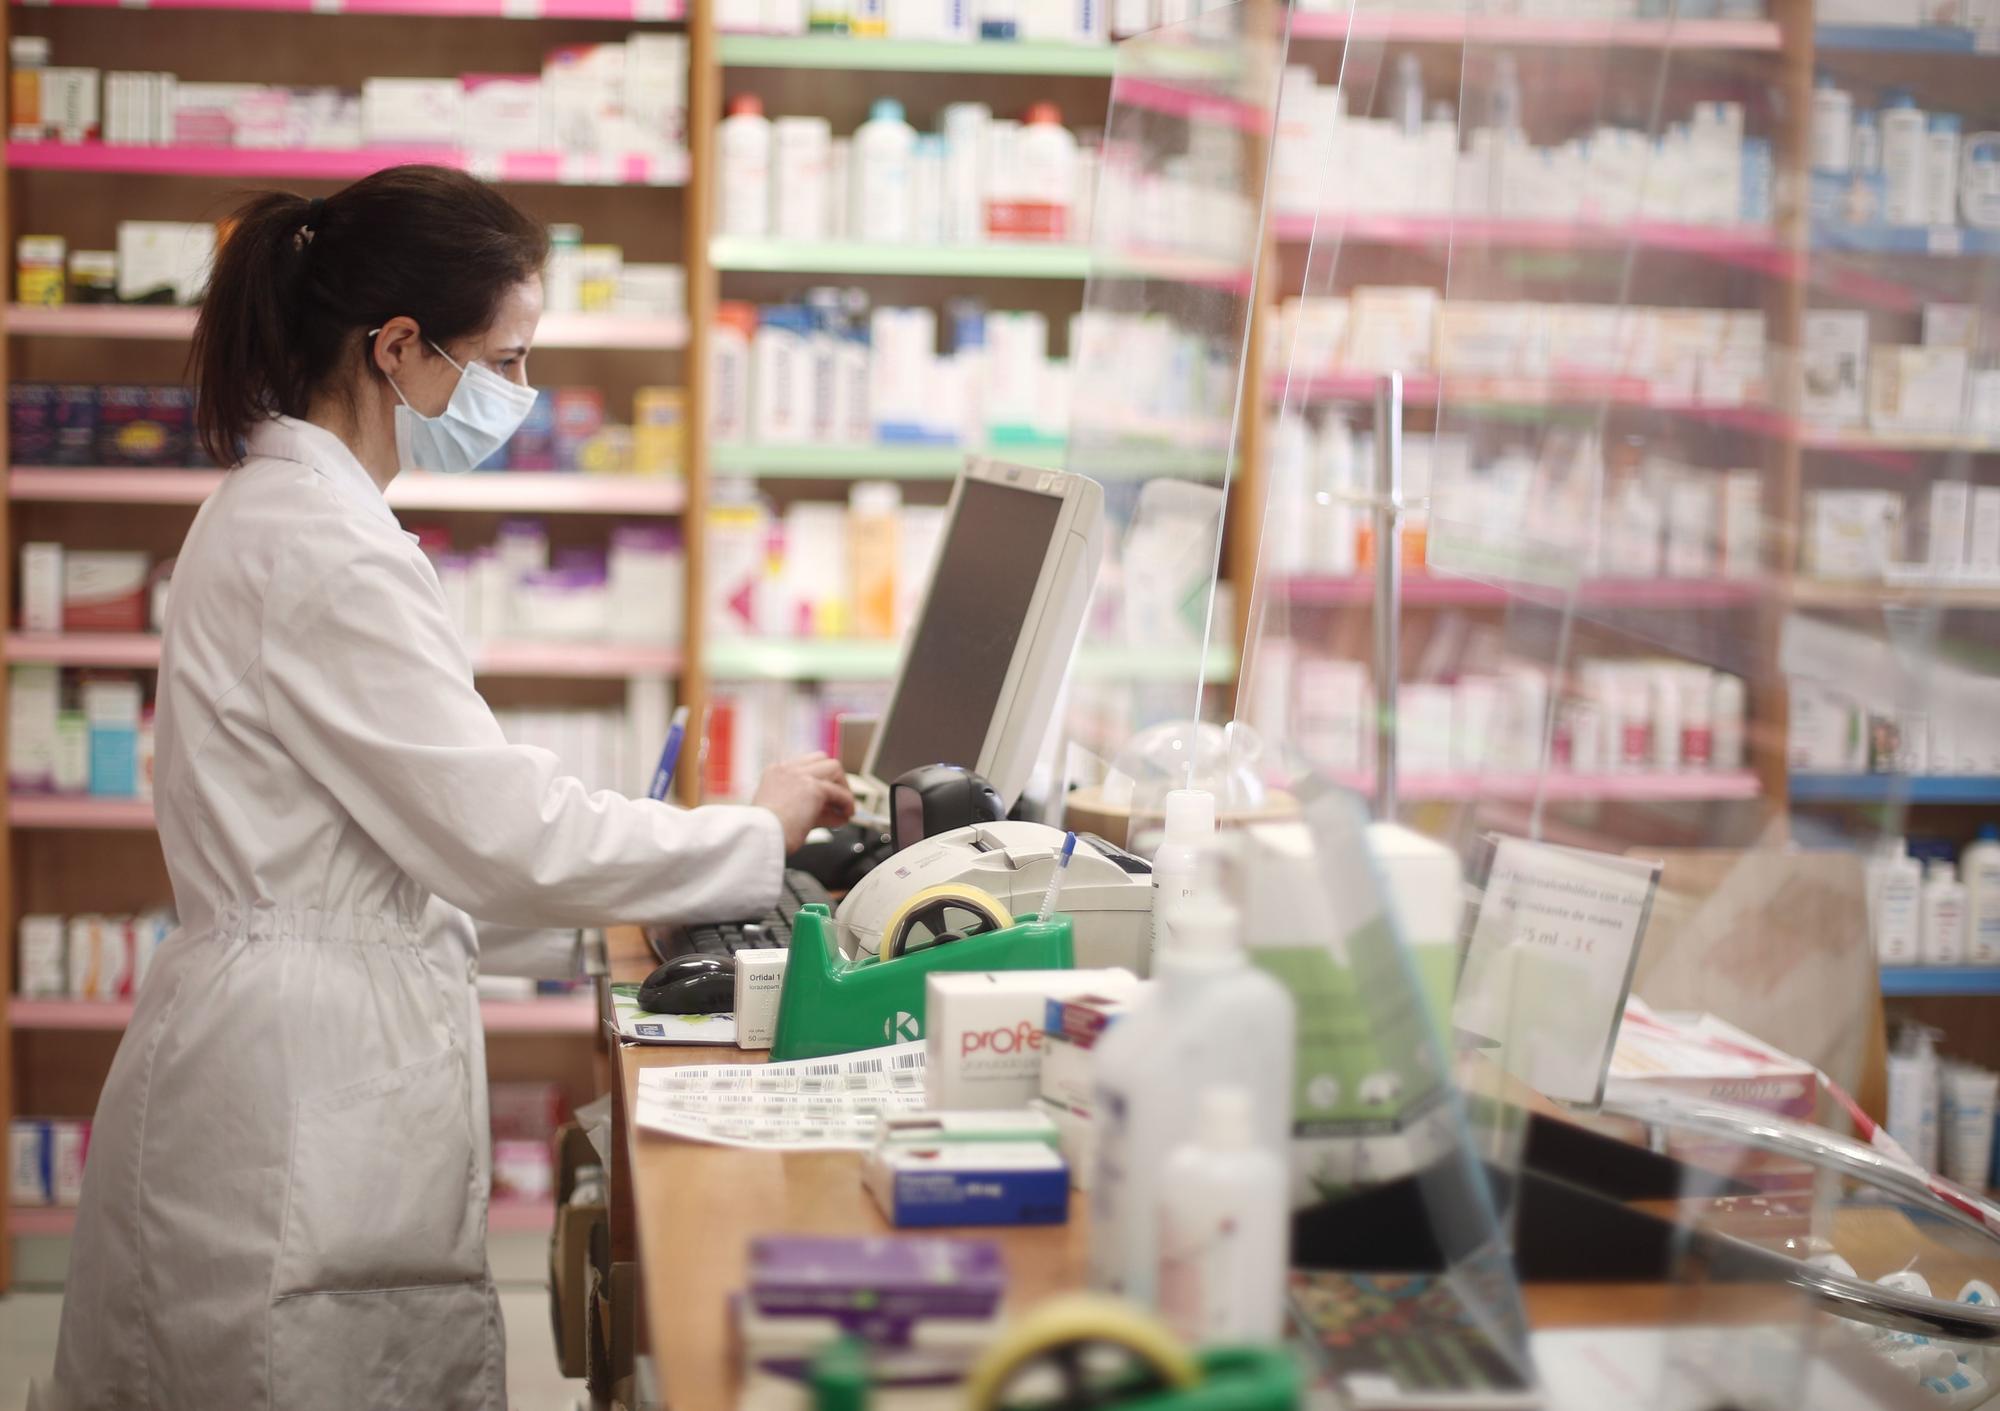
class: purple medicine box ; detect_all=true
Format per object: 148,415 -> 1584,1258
746,1235 -> 1004,1325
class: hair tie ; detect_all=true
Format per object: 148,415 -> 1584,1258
298,197 -> 326,246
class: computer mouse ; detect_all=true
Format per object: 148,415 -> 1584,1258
787,821 -> 894,893
637,954 -> 736,1015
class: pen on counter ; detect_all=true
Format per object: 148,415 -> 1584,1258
648,706 -> 690,802
1036,832 -> 1078,924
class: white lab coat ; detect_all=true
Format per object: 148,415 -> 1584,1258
45,416 -> 782,1411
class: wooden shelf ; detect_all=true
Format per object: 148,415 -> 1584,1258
1276,575 -> 1764,609
1328,771 -> 1762,802
8,797 -> 156,829
1289,10 -> 1782,47
1270,213 -> 1786,260
710,236 -> 1094,279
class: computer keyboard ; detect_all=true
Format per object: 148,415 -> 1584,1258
646,868 -> 834,963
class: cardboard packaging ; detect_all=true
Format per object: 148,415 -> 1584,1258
924,969 -> 1140,1110
864,1142 -> 1069,1227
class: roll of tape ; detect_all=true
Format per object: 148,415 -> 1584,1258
962,1294 -> 1200,1411
880,883 -> 1012,961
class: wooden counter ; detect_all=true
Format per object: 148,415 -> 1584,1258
599,928 -> 1838,1410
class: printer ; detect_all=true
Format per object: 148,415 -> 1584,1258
835,821 -> 1155,974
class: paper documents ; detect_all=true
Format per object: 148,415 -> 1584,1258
609,982 -> 738,1046
635,1042 -> 928,1150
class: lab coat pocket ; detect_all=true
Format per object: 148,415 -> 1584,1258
269,1280 -> 501,1411
272,1043 -> 483,1297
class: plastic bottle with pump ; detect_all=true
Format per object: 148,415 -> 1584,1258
1965,825 -> 2000,965
718,95 -> 773,239
1869,838 -> 1923,966
849,98 -> 915,245
1156,1085 -> 1289,1347
1148,789 -> 1214,971
1923,858 -> 1968,965
1091,857 -> 1295,1309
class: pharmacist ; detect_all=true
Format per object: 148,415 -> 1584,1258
39,167 -> 853,1411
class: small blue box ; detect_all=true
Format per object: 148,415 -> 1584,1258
864,1142 -> 1069,1228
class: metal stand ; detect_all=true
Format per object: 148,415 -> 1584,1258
1373,374 -> 1404,823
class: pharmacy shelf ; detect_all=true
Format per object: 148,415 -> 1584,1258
717,34 -> 1116,74
12,0 -> 682,15
8,797 -> 156,829
3,633 -> 682,678
1788,774 -> 2000,804
9,995 -> 597,1033
1327,770 -> 1761,802
1815,23 -> 1998,52
1277,575 -> 1764,609
5,305 -> 688,349
707,637 -> 1236,683
710,237 -> 1093,279
1108,76 -> 1267,135
1880,967 -> 2000,997
710,442 -> 1065,478
8,1207 -> 77,1237
1289,9 -> 1781,48
6,141 -> 690,187
489,1198 -> 555,1234
9,468 -> 688,512
1800,429 -> 2000,457
1275,371 -> 1664,408
1813,223 -> 2000,258
1789,581 -> 2000,611
1271,213 -> 1786,259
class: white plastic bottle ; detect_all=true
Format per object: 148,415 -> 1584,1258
849,97 -> 916,244
1710,673 -> 1745,772
718,94 -> 773,239
1964,825 -> 2000,964
1391,52 -> 1425,136
1923,858 -> 1968,965
1883,89 -> 1931,228
1870,839 -> 1923,966
1887,1024 -> 1942,1170
1148,788 -> 1214,969
1091,887 -> 1295,1308
1156,1086 -> 1289,1347
1854,110 -> 1882,174
1812,73 -> 1853,174
1013,103 -> 1078,242
1929,112 -> 1962,229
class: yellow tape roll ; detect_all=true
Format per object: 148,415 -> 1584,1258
880,882 -> 1013,961
962,1294 -> 1200,1411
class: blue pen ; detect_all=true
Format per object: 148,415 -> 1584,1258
1036,832 -> 1078,924
648,706 -> 690,801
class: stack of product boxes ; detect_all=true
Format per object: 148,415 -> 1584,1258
15,910 -> 177,1002
8,669 -> 154,801
1803,302 -> 2000,456
715,0 -> 1111,41
477,385 -> 687,476
413,517 -> 685,649
490,1081 -> 568,1206
10,1118 -> 89,1211
8,35 -> 688,166
14,225 -> 214,307
1809,78 -> 1996,243
1036,989 -> 1138,1191
11,385 -> 194,464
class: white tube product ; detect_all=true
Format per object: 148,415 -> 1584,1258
718,94 -> 773,238
1883,90 -> 1930,228
849,98 -> 915,243
1964,825 -> 2000,964
1091,888 -> 1295,1307
1870,839 -> 1923,965
1923,859 -> 1968,965
1156,1086 -> 1288,1347
1887,1025 -> 1941,1170
1943,1063 -> 1999,1188
1148,788 -> 1214,969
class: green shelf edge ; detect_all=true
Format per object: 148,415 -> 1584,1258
708,442 -> 1230,481
718,34 -> 1119,74
711,236 -> 1094,279
706,639 -> 1237,683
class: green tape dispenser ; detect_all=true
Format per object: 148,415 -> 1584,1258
769,889 -> 1075,1062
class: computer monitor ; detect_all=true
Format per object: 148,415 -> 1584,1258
863,457 -> 1105,809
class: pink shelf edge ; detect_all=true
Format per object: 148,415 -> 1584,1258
8,998 -> 136,1029
6,142 -> 689,186
8,797 -> 156,828
1108,75 -> 1270,135
9,468 -> 687,511
1269,212 -> 1785,256
1277,575 -> 1764,607
1289,10 -> 1782,47
1,636 -> 681,675
6,305 -> 685,349
9,1206 -> 79,1236
1327,770 -> 1762,801
10,0 -> 683,13
489,1199 -> 555,1233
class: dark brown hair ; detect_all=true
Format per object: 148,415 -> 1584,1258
191,165 -> 550,468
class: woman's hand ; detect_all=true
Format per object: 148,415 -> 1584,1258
752,753 -> 857,854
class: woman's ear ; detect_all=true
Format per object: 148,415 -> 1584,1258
369,317 -> 424,380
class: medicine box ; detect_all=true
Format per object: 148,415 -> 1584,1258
63,551 -> 150,633
1807,491 -> 1903,581
733,949 -> 789,1050
924,969 -> 1140,1110
875,1110 -> 1061,1150
1869,346 -> 1968,432
10,1122 -> 50,1207
1039,990 -> 1137,1111
863,1142 -> 1069,1228
747,1234 -> 1004,1323
1801,311 -> 1868,425
1035,1096 -> 1096,1192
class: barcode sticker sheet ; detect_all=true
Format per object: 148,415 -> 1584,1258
633,1042 -> 929,1150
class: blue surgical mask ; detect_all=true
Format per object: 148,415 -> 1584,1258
377,336 -> 538,474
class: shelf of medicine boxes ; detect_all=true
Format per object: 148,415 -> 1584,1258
1326,770 -> 1762,802
10,994 -> 597,1033
1269,214 -> 1789,265
4,633 -> 684,678
1811,223 -> 2000,259
7,0 -> 683,18
717,34 -> 1117,75
1880,967 -> 2000,997
1815,24 -> 2000,53
708,440 -> 1237,480
1276,574 -> 1766,610
1285,10 -> 1782,49
1270,371 -> 1760,416
8,1199 -> 555,1239
1787,581 -> 2000,611
709,237 -> 1094,280
4,142 -> 690,188
705,637 -> 1237,683
1788,774 -> 2000,804
4,305 -> 689,350
9,468 -> 689,514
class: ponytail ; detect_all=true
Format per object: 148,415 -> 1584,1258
190,166 -> 550,469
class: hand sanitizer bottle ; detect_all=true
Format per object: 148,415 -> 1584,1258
1157,1085 -> 1288,1346
1147,788 -> 1213,971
